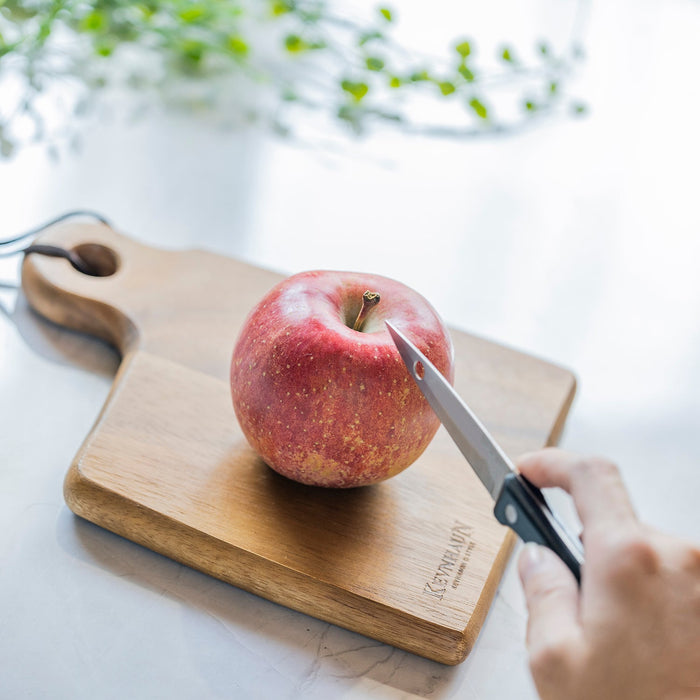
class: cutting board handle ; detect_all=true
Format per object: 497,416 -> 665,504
21,222 -> 285,380
21,222 -> 150,356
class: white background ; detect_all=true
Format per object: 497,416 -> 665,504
2,0 -> 699,697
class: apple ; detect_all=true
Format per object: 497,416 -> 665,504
230,271 -> 454,488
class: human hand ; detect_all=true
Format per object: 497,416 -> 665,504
516,448 -> 700,700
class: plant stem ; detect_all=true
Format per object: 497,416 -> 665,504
353,290 -> 380,331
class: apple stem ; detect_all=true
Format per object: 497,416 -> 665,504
353,290 -> 381,332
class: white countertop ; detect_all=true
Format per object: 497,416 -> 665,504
2,0 -> 699,697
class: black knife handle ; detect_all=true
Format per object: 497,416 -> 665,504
494,473 -> 584,584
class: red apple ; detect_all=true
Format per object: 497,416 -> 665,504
230,271 -> 454,487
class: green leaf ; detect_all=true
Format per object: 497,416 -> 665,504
181,39 -> 206,63
572,102 -> 587,115
438,81 -> 456,96
337,105 -> 354,121
366,56 -> 384,71
337,105 -> 362,134
0,42 -> 14,59
379,7 -> 393,22
226,35 -> 249,57
524,100 -> 536,112
538,41 -> 550,56
95,42 -> 114,57
80,11 -> 106,32
2,5 -> 39,21
135,4 -> 157,20
458,63 -> 474,82
410,70 -> 430,82
284,34 -> 308,53
178,5 -> 207,23
469,97 -> 488,120
388,75 -> 401,88
500,46 -> 514,63
455,41 -> 471,58
358,31 -> 383,46
549,81 -> 558,95
271,0 -> 291,16
341,80 -> 369,101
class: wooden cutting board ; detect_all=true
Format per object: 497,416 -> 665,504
22,222 -> 576,665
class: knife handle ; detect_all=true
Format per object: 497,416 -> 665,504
494,473 -> 584,584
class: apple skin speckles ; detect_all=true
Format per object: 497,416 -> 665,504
230,270 -> 454,488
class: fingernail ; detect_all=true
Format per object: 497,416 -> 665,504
518,542 -> 546,583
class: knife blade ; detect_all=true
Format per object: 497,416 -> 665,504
386,321 -> 584,583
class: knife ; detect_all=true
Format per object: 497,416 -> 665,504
386,321 -> 584,583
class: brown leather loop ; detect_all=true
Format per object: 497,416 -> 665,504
23,243 -> 97,276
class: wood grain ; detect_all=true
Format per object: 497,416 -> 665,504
22,222 -> 576,665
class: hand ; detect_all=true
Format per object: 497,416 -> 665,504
516,448 -> 700,700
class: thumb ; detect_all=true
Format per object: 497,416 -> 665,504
518,543 -> 582,655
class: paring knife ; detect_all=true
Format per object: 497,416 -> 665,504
386,321 -> 584,583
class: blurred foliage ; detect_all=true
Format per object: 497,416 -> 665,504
0,0 -> 587,157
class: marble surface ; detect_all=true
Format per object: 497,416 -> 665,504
2,0 -> 700,697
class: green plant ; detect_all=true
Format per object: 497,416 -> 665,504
0,0 -> 587,158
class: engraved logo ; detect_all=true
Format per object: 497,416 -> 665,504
423,520 -> 475,600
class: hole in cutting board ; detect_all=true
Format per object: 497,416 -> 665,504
71,243 -> 119,277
